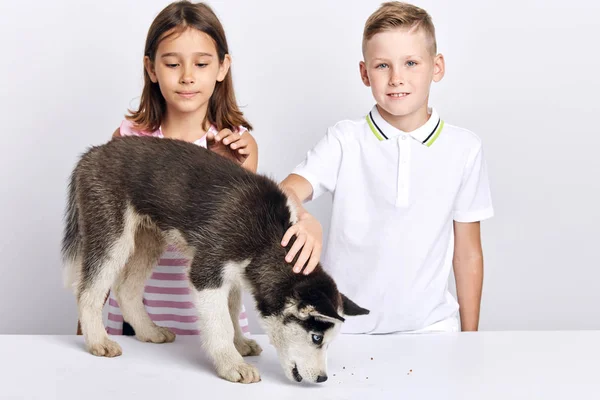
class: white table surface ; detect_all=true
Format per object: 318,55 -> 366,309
1,332 -> 598,399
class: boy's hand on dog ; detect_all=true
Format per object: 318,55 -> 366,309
208,128 -> 251,165
282,213 -> 323,275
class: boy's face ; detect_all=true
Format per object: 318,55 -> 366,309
360,27 -> 444,126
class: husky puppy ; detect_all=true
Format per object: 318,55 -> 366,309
62,136 -> 369,384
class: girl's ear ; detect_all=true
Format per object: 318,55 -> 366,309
217,54 -> 231,82
144,56 -> 158,83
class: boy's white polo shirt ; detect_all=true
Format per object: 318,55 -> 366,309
292,105 -> 494,334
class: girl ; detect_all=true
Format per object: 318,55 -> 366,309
80,0 -> 259,339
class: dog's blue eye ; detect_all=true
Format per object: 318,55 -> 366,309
312,334 -> 323,345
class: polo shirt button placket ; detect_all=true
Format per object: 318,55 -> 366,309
396,136 -> 410,207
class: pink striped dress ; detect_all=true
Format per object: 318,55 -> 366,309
106,120 -> 250,337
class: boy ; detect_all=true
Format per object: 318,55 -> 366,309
280,2 -> 493,333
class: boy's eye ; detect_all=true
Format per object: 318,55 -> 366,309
406,61 -> 417,67
311,334 -> 324,345
376,63 -> 389,69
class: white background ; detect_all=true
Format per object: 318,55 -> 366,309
0,0 -> 598,334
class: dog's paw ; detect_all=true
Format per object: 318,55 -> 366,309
217,362 -> 261,384
88,338 -> 122,357
235,337 -> 263,357
137,326 -> 176,343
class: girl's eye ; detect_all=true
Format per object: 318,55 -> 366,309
376,63 -> 389,69
166,64 -> 179,68
312,334 -> 324,345
196,63 -> 208,68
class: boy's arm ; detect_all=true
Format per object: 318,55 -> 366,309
453,221 -> 484,331
279,174 -> 323,275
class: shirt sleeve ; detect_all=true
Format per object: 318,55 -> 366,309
291,127 -> 343,201
453,143 -> 494,222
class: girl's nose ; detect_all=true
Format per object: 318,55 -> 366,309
180,69 -> 195,84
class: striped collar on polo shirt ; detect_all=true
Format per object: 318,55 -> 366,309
366,105 -> 445,147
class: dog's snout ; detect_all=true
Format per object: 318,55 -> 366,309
316,374 -> 328,383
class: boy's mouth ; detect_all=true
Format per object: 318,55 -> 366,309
388,92 -> 410,98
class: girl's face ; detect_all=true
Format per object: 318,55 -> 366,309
145,27 -> 230,120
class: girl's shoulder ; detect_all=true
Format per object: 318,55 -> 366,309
117,119 -> 162,138
208,125 -> 248,135
236,125 -> 249,135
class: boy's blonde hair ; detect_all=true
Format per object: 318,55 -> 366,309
362,2 -> 437,56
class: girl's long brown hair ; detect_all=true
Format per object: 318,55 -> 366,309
126,1 -> 252,132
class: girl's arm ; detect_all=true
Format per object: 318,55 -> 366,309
208,129 -> 258,172
238,132 -> 258,173
453,221 -> 484,331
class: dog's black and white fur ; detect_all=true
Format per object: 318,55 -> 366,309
62,135 -> 369,384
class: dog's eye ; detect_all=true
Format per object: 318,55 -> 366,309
312,334 -> 324,345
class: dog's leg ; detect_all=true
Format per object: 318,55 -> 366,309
78,205 -> 143,357
229,285 -> 262,357
113,227 -> 176,344
193,285 -> 261,383
78,246 -> 132,357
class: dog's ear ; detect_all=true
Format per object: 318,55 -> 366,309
311,293 -> 345,323
295,284 -> 345,322
340,293 -> 370,316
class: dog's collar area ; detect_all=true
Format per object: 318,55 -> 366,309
292,364 -> 302,382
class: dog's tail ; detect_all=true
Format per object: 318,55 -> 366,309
61,170 -> 82,293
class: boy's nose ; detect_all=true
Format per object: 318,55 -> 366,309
389,77 -> 404,86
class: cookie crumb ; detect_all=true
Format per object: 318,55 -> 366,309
370,357 -> 373,360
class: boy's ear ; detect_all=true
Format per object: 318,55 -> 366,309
217,54 -> 231,82
144,56 -> 158,83
340,293 -> 370,316
359,61 -> 371,87
432,53 -> 445,83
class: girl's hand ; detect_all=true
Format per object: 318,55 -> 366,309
281,212 -> 323,275
207,128 -> 251,165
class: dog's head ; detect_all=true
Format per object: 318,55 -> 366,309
260,277 -> 369,384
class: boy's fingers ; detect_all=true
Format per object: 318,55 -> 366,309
304,244 -> 321,275
294,241 -> 313,273
287,234 -> 306,269
281,226 -> 298,246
